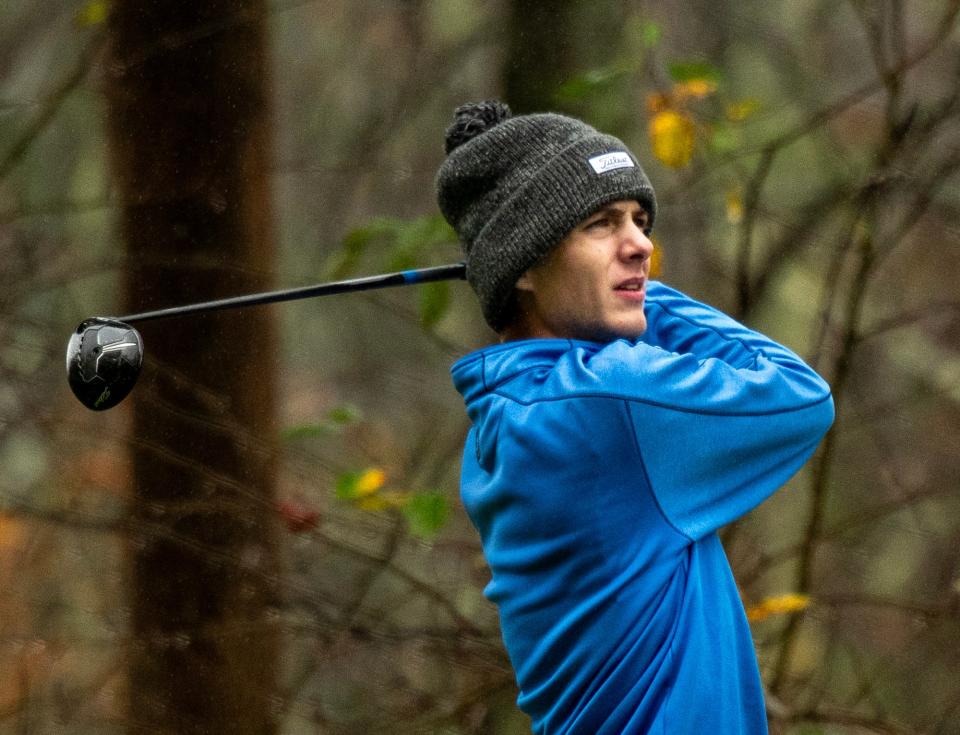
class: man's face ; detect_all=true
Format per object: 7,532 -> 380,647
509,199 -> 654,342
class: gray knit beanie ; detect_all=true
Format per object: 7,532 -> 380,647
435,100 -> 657,332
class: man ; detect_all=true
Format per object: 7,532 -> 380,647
436,100 -> 834,734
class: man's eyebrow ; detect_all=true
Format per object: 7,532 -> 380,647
592,205 -> 650,219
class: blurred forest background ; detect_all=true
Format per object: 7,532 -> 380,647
1,0 -> 959,733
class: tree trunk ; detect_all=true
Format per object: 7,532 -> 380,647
104,2 -> 280,733
503,0 -> 580,114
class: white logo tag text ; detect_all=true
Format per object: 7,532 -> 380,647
588,151 -> 635,174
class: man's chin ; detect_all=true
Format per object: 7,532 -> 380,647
573,319 -> 647,344
608,317 -> 648,342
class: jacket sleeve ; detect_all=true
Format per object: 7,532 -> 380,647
571,280 -> 835,540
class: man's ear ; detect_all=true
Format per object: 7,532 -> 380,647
515,271 -> 534,293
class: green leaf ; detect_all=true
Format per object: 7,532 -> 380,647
388,215 -> 457,271
402,491 -> 449,538
708,125 -> 741,154
668,60 -> 722,85
555,66 -> 630,103
329,219 -> 397,278
281,403 -> 361,441
327,403 -> 362,425
331,214 -> 456,280
640,20 -> 661,48
335,471 -> 361,501
419,281 -> 450,329
555,78 -> 589,102
281,423 -> 334,440
387,248 -> 418,272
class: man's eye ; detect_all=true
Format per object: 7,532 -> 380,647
587,218 -> 609,229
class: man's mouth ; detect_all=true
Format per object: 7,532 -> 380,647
614,277 -> 646,291
613,277 -> 646,303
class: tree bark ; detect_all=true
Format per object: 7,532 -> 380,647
104,2 -> 280,733
503,0 -> 580,114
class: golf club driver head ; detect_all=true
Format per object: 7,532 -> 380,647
66,318 -> 144,411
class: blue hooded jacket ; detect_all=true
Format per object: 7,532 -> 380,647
450,280 -> 834,734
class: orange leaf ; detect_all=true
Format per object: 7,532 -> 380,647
674,79 -> 717,100
746,593 -> 811,622
646,92 -> 671,115
0,514 -> 25,552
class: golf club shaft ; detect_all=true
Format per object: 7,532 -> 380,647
117,262 -> 467,324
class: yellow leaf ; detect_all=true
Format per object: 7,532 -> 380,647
649,238 -> 664,279
674,79 -> 717,100
726,98 -> 760,122
725,187 -> 744,224
649,111 -> 696,169
76,0 -> 110,26
355,468 -> 386,497
746,593 -> 811,622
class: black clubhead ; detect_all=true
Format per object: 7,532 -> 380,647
66,318 -> 144,410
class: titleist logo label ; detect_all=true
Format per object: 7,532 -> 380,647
588,151 -> 634,174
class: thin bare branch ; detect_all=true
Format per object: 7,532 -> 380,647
0,32 -> 106,181
785,706 -> 918,735
857,300 -> 960,341
734,147 -> 777,317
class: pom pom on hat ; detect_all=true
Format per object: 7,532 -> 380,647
444,100 -> 512,154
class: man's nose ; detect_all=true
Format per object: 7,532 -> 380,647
619,221 -> 654,261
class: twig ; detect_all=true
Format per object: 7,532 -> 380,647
735,147 -> 776,318
856,301 -> 960,341
771,208 -> 878,693
0,32 -> 105,181
814,593 -> 956,621
317,530 -> 482,636
672,0 -> 960,200
756,0 -> 959,156
784,706 -> 918,735
740,481 -> 953,587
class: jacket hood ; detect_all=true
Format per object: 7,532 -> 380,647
451,338 -> 605,408
451,339 -> 596,471
454,340 -> 560,401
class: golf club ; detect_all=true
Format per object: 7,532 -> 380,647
66,262 -> 467,411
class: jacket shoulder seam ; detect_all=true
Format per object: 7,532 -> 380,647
624,400 -> 693,542
492,387 -> 833,418
646,299 -> 760,358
